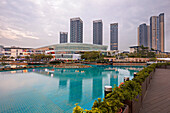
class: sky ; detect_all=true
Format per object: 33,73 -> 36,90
0,0 -> 170,51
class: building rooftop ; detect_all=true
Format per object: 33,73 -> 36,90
60,32 -> 68,34
70,17 -> 83,22
129,46 -> 140,48
93,20 -> 102,23
3,47 -> 32,49
110,23 -> 118,25
36,43 -> 108,51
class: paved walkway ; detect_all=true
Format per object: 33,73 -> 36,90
139,69 -> 170,113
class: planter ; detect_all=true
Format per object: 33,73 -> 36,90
141,79 -> 147,101
149,71 -> 153,79
124,95 -> 142,113
167,65 -> 170,69
146,76 -> 150,89
117,108 -> 123,113
157,65 -> 166,69
122,104 -> 129,113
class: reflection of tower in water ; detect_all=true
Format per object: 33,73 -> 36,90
59,79 -> 67,88
110,75 -> 118,87
129,70 -> 136,76
69,80 -> 82,103
92,78 -> 102,99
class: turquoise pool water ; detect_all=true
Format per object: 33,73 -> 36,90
0,65 -> 143,113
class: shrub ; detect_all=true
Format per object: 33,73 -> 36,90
49,60 -> 62,64
120,81 -> 141,101
73,103 -> 84,113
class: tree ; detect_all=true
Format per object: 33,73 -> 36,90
1,56 -> 7,61
29,54 -> 53,62
10,56 -> 15,60
17,56 -> 21,59
81,51 -> 100,61
147,52 -> 156,58
46,54 -> 53,61
108,52 -> 111,56
25,56 -> 30,62
149,58 -> 157,61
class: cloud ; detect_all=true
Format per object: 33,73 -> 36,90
0,28 -> 39,40
0,0 -> 170,51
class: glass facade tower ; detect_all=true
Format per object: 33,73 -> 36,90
150,13 -> 164,52
110,23 -> 118,50
60,32 -> 68,43
93,20 -> 103,45
70,17 -> 83,43
159,13 -> 164,52
138,23 -> 150,48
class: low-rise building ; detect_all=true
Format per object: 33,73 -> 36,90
129,46 -> 141,53
2,46 -> 32,58
0,45 -> 4,57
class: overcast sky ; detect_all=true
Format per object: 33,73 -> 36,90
0,0 -> 170,51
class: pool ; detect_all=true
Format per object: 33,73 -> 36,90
0,65 -> 143,113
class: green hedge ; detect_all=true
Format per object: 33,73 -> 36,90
73,63 -> 159,113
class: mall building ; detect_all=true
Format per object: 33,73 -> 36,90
1,43 -> 121,60
36,43 -> 108,60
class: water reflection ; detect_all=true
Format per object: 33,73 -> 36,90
59,79 -> 67,88
0,65 -> 143,112
92,78 -> 102,99
69,80 -> 82,103
110,75 -> 118,88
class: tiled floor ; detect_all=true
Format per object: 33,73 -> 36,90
139,69 -> 170,113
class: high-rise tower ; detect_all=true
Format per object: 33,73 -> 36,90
93,20 -> 103,45
110,23 -> 118,50
60,32 -> 68,43
150,13 -> 164,52
150,16 -> 159,50
137,23 -> 150,48
159,13 -> 164,52
70,17 -> 83,43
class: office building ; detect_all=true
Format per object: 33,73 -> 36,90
93,20 -> 103,45
150,13 -> 164,52
150,16 -> 159,50
147,25 -> 150,49
70,17 -> 83,43
110,23 -> 118,50
60,32 -> 68,43
159,13 -> 164,52
137,23 -> 150,48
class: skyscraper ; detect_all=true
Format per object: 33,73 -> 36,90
60,32 -> 68,43
159,13 -> 164,52
150,16 -> 159,50
137,23 -> 150,48
110,23 -> 118,50
147,25 -> 150,49
93,20 -> 103,45
70,17 -> 83,43
150,13 -> 164,52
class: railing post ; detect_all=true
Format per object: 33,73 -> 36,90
124,77 -> 130,82
104,86 -> 112,97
